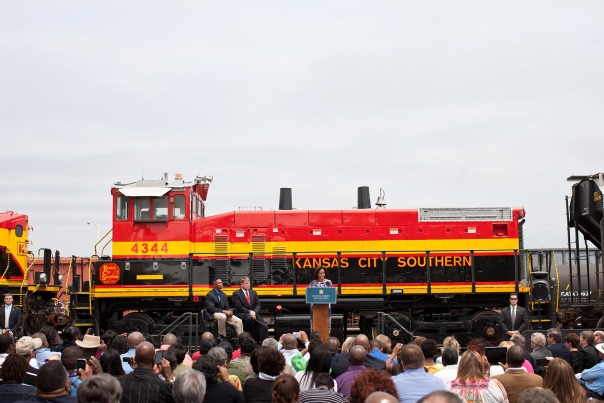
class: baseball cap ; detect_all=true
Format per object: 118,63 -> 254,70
16,336 -> 43,355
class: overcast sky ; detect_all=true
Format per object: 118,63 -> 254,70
1,1 -> 603,257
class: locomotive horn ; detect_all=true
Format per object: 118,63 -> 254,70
279,188 -> 293,210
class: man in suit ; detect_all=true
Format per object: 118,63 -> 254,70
231,276 -> 268,343
205,279 -> 243,340
0,292 -> 22,338
529,332 -> 553,361
580,330 -> 600,370
331,334 -> 386,378
493,346 -> 543,403
546,327 -> 572,364
499,293 -> 527,339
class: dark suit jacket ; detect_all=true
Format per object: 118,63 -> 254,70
530,346 -> 553,361
580,345 -> 600,369
205,289 -> 231,315
547,341 -> 572,364
0,304 -> 22,334
232,289 -> 261,318
492,369 -> 543,403
331,352 -> 386,379
499,305 -> 527,335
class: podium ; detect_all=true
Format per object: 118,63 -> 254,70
306,287 -> 337,342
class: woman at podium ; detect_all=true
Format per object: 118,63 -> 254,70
309,267 -> 333,333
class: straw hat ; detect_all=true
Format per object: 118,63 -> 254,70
75,334 -> 103,348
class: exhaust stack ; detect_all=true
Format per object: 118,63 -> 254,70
358,186 -> 371,209
279,188 -> 293,210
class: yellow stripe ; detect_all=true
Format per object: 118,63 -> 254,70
113,241 -> 190,256
136,274 -> 164,280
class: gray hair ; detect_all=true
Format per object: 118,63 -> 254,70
531,332 -> 546,348
207,347 -> 227,364
173,369 -> 206,403
262,338 -> 279,349
518,387 -> 560,403
77,374 -> 122,403
510,333 -> 525,344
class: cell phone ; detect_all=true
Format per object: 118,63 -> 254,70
485,347 -> 508,365
76,358 -> 87,371
155,350 -> 163,363
122,357 -> 132,364
293,332 -> 301,339
535,358 -> 549,367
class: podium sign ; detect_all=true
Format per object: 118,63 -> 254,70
306,287 -> 337,304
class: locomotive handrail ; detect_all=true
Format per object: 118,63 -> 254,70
95,228 -> 113,256
153,312 -> 199,351
377,311 -> 415,340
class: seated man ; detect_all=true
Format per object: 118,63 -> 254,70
205,279 -> 243,340
231,277 -> 268,343
579,343 -> 604,399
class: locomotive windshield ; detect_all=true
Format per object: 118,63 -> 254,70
134,196 -> 169,221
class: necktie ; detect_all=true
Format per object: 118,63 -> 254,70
216,290 -> 221,302
246,291 -> 251,306
511,307 -> 516,330
5,307 -> 9,329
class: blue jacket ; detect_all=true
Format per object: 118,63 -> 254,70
547,341 -> 572,364
0,383 -> 36,403
580,360 -> 604,395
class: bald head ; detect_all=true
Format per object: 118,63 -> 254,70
127,332 -> 145,349
135,342 -> 156,368
355,334 -> 370,352
162,333 -> 177,345
364,391 -> 399,403
201,332 -> 215,341
350,345 -> 367,365
282,334 -> 298,350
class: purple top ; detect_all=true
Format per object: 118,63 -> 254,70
335,364 -> 366,398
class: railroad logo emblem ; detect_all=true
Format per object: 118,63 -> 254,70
99,263 -> 120,285
319,290 -> 324,295
17,242 -> 27,255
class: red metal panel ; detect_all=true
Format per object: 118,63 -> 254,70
275,211 -> 309,227
234,211 -> 275,227
343,210 -> 376,226
309,211 -> 343,227
375,210 -> 418,226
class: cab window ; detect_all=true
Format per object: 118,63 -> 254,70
15,225 -> 23,237
173,195 -> 185,220
135,198 -> 151,220
154,196 -> 168,221
116,196 -> 129,220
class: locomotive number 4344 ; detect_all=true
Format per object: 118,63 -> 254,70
130,242 -> 169,254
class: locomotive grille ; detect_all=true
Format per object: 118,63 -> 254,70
252,235 -> 268,284
214,234 -> 230,285
419,207 -> 512,221
271,245 -> 288,285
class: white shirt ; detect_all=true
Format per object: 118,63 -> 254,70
434,365 -> 459,384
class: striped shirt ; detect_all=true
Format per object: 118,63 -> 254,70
300,386 -> 350,403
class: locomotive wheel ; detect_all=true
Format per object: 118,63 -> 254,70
471,310 -> 500,340
122,312 -> 155,334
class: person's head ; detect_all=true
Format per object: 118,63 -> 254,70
133,341 -> 157,369
314,266 -> 327,281
213,278 -> 224,290
564,333 -> 580,350
400,344 -> 424,370
325,337 -> 340,354
111,335 -> 128,354
240,336 -> 257,356
16,336 -> 42,360
272,374 -> 300,403
505,345 -> 525,368
127,332 -> 145,349
375,334 -> 392,354
63,326 -> 81,343
193,354 -> 219,382
173,369 -> 206,403
349,368 -> 399,403
547,328 -> 562,344
466,338 -> 486,356
518,387 -> 560,403
580,330 -> 595,347
101,330 -> 117,349
76,374 -> 122,403
61,346 -> 84,371
413,336 -> 426,347
421,339 -> 439,360
369,340 -> 381,351
441,346 -> 459,367
0,332 -> 15,354
598,343 -> 604,360
162,349 -> 178,371
307,340 -> 323,356
162,333 -> 178,346
37,360 -> 71,397
218,341 -> 234,363
354,334 -> 370,352
262,338 -> 279,350
309,331 -> 322,343
201,332 -> 215,342
509,292 -> 519,307
237,332 -> 250,345
441,336 -> 460,354
530,332 -> 547,349
282,334 -> 298,350
498,340 -> 514,349
250,346 -> 266,374
207,346 -> 227,366
258,346 -> 286,376
314,373 -> 335,389
240,276 -> 251,291
510,333 -> 525,346
417,391 -> 465,403
350,345 -> 367,365
4,292 -> 13,306
1,353 -> 29,383
341,336 -> 355,353
543,358 -> 586,403
365,391 -> 400,403
594,330 -> 604,345
39,325 -> 61,346
168,343 -> 188,365
199,339 -> 216,355
456,350 -> 486,383
99,348 -> 125,377
32,332 -> 48,348
302,344 -> 331,387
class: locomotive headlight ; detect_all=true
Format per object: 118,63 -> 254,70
485,326 -> 496,337
39,273 -> 47,284
58,274 -> 64,283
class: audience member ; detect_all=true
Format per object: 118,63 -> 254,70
118,341 -> 174,403
39,326 -> 62,351
160,334 -> 192,366
435,337 -> 460,365
61,347 -> 84,396
579,330 -> 599,370
296,344 -> 334,392
579,342 -> 604,399
499,340 -> 533,374
414,336 -> 427,346
58,327 -> 81,353
101,330 -> 118,350
272,374 -> 301,403
166,343 -> 191,378
595,331 -> 604,345
300,373 -> 348,403
281,334 -> 303,374
547,328 -> 572,364
25,360 -> 76,403
564,333 -> 584,373
335,345 -> 366,397
243,347 -> 285,402
421,339 -> 444,374
529,332 -> 552,361
173,369 -> 206,403
219,341 -> 246,385
517,387 -> 560,403
0,354 -> 36,403
392,344 -> 445,403
111,336 -> 128,355
446,350 -> 508,403
492,345 -> 542,403
374,335 -> 393,355
14,336 -> 39,385
75,335 -> 103,364
325,337 -> 341,368
76,374 -> 122,403
332,335 -> 386,378
99,349 -> 126,377
510,333 -> 534,368
417,391 -> 464,403
208,346 -> 241,390
543,358 -> 587,403
194,354 -> 244,403
119,332 -> 145,374
341,337 -> 355,353
349,368 -> 399,403
434,347 -> 460,384
32,333 -> 57,368
0,331 -> 16,365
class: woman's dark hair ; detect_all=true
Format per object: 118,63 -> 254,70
307,340 -> 323,355
111,335 -> 129,354
218,341 -> 234,361
39,325 -> 60,346
101,330 -> 117,349
300,344 -> 331,388
167,343 -> 188,365
420,339 -> 439,359
1,354 -> 28,384
314,267 -> 327,280
250,346 -> 267,374
99,348 -> 125,377
199,339 -> 216,356
193,355 -> 219,382
272,374 -> 300,403
240,337 -> 258,356
162,349 -> 178,371
63,326 -> 81,342
258,347 -> 285,376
